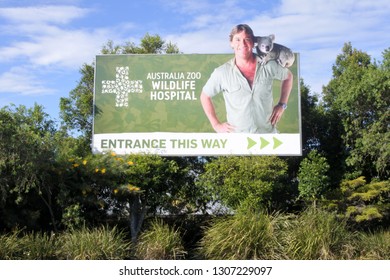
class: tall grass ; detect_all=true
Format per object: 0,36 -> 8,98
0,229 -> 58,260
356,230 -> 390,259
281,208 -> 356,259
198,208 -> 280,260
0,226 -> 131,260
135,219 -> 186,260
58,225 -> 131,260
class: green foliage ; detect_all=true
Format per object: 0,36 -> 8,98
135,219 -> 186,260
198,207 -> 280,260
102,34 -> 180,55
59,63 -> 94,140
61,204 -> 85,229
323,42 -> 390,179
282,208 -> 355,259
1,214 -> 388,260
0,104 -> 59,230
338,177 -> 390,226
298,150 -> 330,206
57,152 -> 203,244
198,156 -> 288,211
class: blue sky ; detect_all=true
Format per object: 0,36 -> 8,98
1,0 -> 389,120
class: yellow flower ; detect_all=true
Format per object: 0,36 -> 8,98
73,163 -> 79,168
111,152 -> 116,157
172,199 -> 180,206
95,168 -> 99,173
127,184 -> 140,192
113,189 -> 119,194
101,168 -> 106,174
127,161 -> 134,165
82,160 -> 87,165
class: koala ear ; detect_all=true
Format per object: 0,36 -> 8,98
269,34 -> 275,41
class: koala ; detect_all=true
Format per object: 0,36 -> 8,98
255,34 -> 295,68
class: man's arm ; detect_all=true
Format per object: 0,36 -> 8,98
269,69 -> 293,126
200,91 -> 235,133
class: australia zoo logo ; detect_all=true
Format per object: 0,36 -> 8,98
101,66 -> 143,107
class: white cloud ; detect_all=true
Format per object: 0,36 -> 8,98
0,6 -> 113,68
0,5 -> 90,24
0,67 -> 54,96
163,0 -> 250,30
0,26 -> 113,68
0,3 -> 146,97
0,5 -> 116,96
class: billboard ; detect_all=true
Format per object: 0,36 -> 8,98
92,53 -> 301,156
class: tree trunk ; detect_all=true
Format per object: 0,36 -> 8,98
129,193 -> 147,254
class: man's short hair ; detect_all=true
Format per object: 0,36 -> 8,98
229,24 -> 255,42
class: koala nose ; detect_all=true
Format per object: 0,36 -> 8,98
266,46 -> 270,52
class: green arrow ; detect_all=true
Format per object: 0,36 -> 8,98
273,137 -> 283,149
247,137 -> 257,149
260,137 -> 270,149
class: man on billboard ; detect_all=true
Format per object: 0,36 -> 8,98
200,24 -> 293,134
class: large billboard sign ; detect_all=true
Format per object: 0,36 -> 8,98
92,53 -> 301,156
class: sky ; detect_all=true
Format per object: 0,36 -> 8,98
0,0 -> 389,121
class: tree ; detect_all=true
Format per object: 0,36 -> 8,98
287,79 -> 346,190
198,156 -> 289,211
59,152 -> 192,245
322,43 -> 390,179
0,104 -> 59,230
59,64 -> 94,142
300,79 -> 321,153
298,150 -> 330,207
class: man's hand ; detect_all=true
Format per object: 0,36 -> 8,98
212,122 -> 236,133
269,104 -> 285,126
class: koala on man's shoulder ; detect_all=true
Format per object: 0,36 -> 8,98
255,34 -> 295,68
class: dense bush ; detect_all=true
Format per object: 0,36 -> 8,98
1,211 -> 389,260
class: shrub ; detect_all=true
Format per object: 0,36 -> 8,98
198,208 -> 279,260
135,219 -> 186,260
